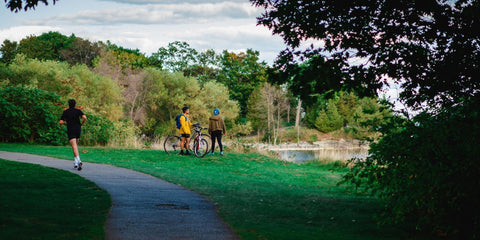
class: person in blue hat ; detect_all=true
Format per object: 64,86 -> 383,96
208,108 -> 226,155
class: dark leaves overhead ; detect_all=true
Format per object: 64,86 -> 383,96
4,0 -> 56,12
252,0 -> 480,110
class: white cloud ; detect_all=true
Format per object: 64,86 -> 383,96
98,0 -> 249,4
0,0 -> 283,64
0,26 -> 63,42
23,2 -> 261,26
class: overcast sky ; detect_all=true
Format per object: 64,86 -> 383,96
0,0 -> 286,65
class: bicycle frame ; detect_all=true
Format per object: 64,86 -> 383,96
164,122 -> 210,157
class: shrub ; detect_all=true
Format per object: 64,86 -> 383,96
314,99 -> 343,132
0,86 -> 65,145
342,97 -> 480,238
80,114 -> 114,146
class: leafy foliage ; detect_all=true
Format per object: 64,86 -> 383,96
80,113 -> 114,146
141,68 -> 239,136
3,55 -> 123,121
1,32 -> 105,68
4,0 -> 56,12
342,97 -> 480,238
217,49 -> 268,116
254,1 -> 479,237
0,86 -> 64,144
253,0 -> 480,110
0,40 -> 18,64
314,99 -> 343,133
0,86 -> 119,146
305,92 -> 392,136
150,41 -> 198,72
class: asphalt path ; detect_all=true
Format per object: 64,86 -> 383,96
0,151 -> 239,240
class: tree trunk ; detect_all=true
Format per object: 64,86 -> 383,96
295,98 -> 302,145
295,98 -> 302,128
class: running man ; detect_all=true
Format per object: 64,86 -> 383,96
59,99 -> 87,170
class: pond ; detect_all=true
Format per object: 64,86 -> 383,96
274,148 -> 369,163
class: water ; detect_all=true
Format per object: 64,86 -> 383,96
276,148 -> 369,163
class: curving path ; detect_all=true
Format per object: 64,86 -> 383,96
0,151 -> 238,240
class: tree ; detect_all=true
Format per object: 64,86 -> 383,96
37,31 -> 75,60
314,99 -> 343,133
93,48 -> 147,124
5,55 -> 123,121
17,35 -> 56,61
218,49 -> 268,116
252,0 -> 480,237
247,83 -> 290,143
0,40 -> 18,64
141,68 -> 239,137
267,55 -> 371,132
342,98 -> 480,238
252,0 -> 479,110
60,37 -> 102,67
150,41 -> 198,72
4,0 -> 56,12
183,49 -> 220,84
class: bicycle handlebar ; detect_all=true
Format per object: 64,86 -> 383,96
192,123 -> 208,132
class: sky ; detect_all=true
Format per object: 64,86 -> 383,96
0,0 -> 286,65
0,0 -> 405,110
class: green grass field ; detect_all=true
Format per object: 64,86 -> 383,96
0,143 -> 409,239
0,158 -> 111,240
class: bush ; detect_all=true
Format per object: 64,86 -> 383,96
229,121 -> 253,137
109,119 -> 139,147
342,97 -> 480,238
80,114 -> 114,146
314,99 -> 343,132
0,86 -> 65,145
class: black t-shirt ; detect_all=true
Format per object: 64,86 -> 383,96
61,108 -> 85,131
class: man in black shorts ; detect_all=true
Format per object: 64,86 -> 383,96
179,106 -> 192,155
59,99 -> 87,170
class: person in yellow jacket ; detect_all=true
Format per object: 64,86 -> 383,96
208,108 -> 226,156
179,106 -> 193,155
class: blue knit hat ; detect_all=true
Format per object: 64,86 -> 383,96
213,108 -> 219,115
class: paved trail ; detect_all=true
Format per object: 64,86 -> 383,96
0,151 -> 238,240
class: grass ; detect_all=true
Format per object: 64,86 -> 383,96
0,143 -> 409,239
0,158 -> 111,240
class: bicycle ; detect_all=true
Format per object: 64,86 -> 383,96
164,123 -> 211,158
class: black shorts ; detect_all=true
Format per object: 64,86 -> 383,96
67,127 -> 81,140
181,134 -> 190,138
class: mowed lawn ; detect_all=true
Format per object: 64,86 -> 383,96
0,158 -> 111,240
0,143 -> 409,240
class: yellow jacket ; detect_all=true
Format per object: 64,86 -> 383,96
179,114 -> 192,135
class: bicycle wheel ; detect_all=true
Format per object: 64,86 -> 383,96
201,134 -> 211,145
164,136 -> 181,155
187,132 -> 197,152
193,138 -> 209,158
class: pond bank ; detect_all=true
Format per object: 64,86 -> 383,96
251,139 -> 370,163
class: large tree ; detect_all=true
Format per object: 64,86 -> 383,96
252,0 -> 480,237
252,0 -> 480,110
150,41 -> 198,72
217,49 -> 268,116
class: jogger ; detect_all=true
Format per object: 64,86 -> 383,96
59,99 -> 87,170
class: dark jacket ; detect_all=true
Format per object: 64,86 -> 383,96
208,115 -> 226,135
